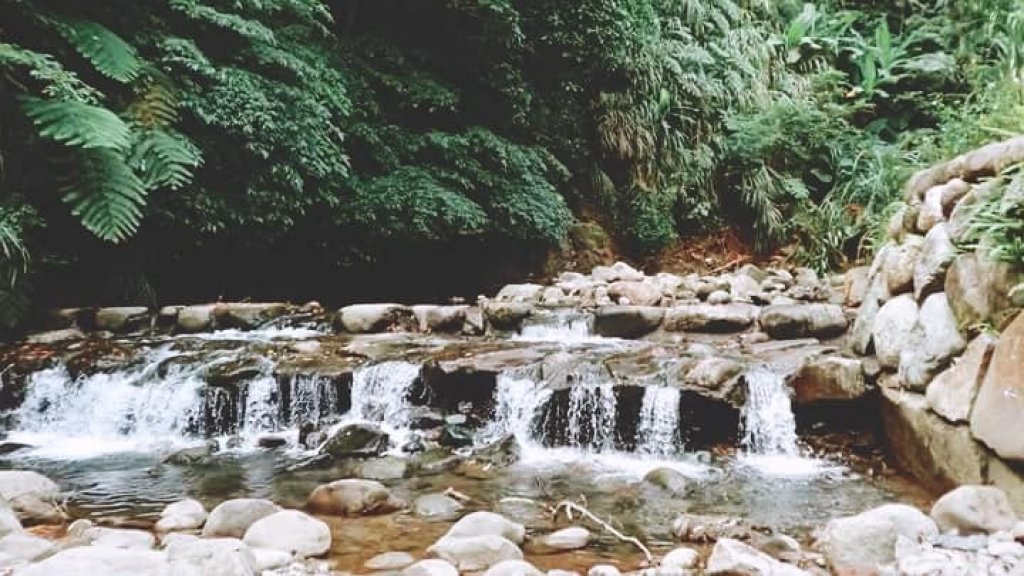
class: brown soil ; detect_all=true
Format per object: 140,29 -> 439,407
641,227 -> 783,276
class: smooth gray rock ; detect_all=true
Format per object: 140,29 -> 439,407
541,527 -> 591,551
663,304 -> 759,333
337,304 -> 414,333
0,500 -> 21,539
661,547 -> 700,569
644,468 -> 691,495
759,303 -> 847,339
403,559 -> 460,576
913,223 -> 956,301
18,547 -> 168,576
790,355 -> 867,404
94,306 -> 150,332
203,498 -> 281,539
593,306 -> 664,338
0,532 -> 54,562
970,313 -> 1024,461
413,494 -> 465,522
242,510 -> 331,558
815,504 -> 938,571
706,538 -> 809,575
177,304 -> 217,332
366,551 -> 417,571
155,498 -> 207,533
443,511 -> 526,545
926,333 -> 996,423
0,471 -> 63,523
930,486 -> 1017,535
496,284 -> 546,304
898,293 -> 966,391
608,281 -> 662,306
428,535 -> 523,572
872,295 -> 920,369
306,478 -> 404,516
483,560 -> 545,576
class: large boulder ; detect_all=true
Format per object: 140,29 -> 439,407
242,510 -> 331,558
413,305 -> 469,333
882,236 -> 925,296
759,303 -> 847,339
155,498 -> 207,532
337,304 -> 415,333
945,251 -> 1024,331
706,538 -> 809,575
319,423 -> 390,459
925,333 -> 997,423
662,304 -> 759,333
483,303 -> 534,332
18,547 -> 168,576
94,306 -> 150,332
682,356 -> 744,392
930,486 -> 1017,535
0,471 -> 63,523
495,284 -> 546,304
428,535 -> 523,572
443,511 -> 526,545
790,355 -> 867,404
897,293 -> 966,391
843,266 -> 871,307
177,304 -> 217,332
970,312 -> 1024,461
77,525 -> 157,550
607,281 -> 662,306
202,498 -> 281,538
593,306 -> 664,338
913,223 -> 957,302
815,504 -> 938,572
306,479 -> 404,516
872,295 -> 920,369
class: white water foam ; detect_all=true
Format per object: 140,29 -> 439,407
513,311 -> 613,344
636,386 -> 681,457
176,327 -> 322,342
566,378 -> 618,452
318,360 -> 421,451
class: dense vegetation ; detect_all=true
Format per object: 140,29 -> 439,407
1,0 -> 1023,328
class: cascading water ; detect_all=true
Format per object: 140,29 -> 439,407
345,361 -> 420,428
635,386 -> 682,457
740,366 -> 800,457
484,371 -> 551,446
514,310 -> 595,342
566,378 -> 618,451
283,374 -> 341,425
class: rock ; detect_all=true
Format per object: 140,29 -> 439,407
898,293 -> 967,391
428,535 -> 523,572
707,290 -> 731,305
913,223 -> 956,302
790,355 -> 867,403
971,312 -> 1024,461
18,547 -> 168,576
945,251 -> 1024,331
320,423 -> 390,459
926,333 -> 997,423
844,266 -> 871,307
358,456 -> 410,481
759,303 -> 847,339
306,479 -> 404,516
592,262 -> 644,283
815,504 -> 938,571
484,560 -> 545,576
26,328 -> 85,344
213,302 -> 290,329
683,356 -> 744,391
918,185 -> 946,232
414,494 -> 465,522
644,468 -> 691,495
540,287 -> 569,307
496,284 -> 546,304
203,499 -> 281,538
439,424 -> 474,448
882,236 -> 925,296
0,501 -> 20,540
83,526 -> 157,549
444,511 -> 526,545
608,281 -> 662,307
165,536 -> 259,574
739,264 -> 769,283
0,533 -> 53,564
251,547 -> 292,571
472,434 -> 522,467
756,534 -> 802,562
403,559 -> 460,576
337,304 -> 415,333
177,304 -> 217,332
0,470 -> 63,523
164,442 -> 217,466
484,302 -> 534,331
730,274 -> 761,301
160,532 -> 200,547
872,294 -> 920,369
672,514 -> 754,543
706,538 -> 809,575
257,435 -> 288,449
541,527 -> 591,551
663,304 -> 759,333
156,498 -> 207,532
242,510 -> 331,558
94,306 -> 150,332
593,306 -> 664,338
366,551 -> 417,571
587,565 -> 621,576
930,486 -> 1017,535
661,547 -> 700,569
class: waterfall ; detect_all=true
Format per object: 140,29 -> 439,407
636,386 -> 681,456
485,372 -> 551,445
284,374 -> 341,425
346,361 -> 420,429
514,310 -> 594,342
239,373 -> 280,435
740,367 -> 799,456
566,379 -> 618,451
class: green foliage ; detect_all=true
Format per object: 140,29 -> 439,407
961,164 -> 1024,267
21,97 -> 131,150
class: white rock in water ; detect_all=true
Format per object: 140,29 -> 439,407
251,547 -> 294,571
443,511 -> 526,545
0,532 -> 56,562
165,536 -> 258,575
160,532 -> 200,548
0,471 -> 63,523
402,559 -> 460,576
242,510 -> 331,559
156,498 -> 207,532
428,535 -> 522,572
203,498 -> 281,538
366,551 -> 416,571
84,526 -> 157,550
661,547 -> 700,569
706,538 -> 808,575
18,547 -> 168,576
587,565 -> 622,576
542,526 -> 591,550
483,559 -> 544,576
547,570 -> 581,576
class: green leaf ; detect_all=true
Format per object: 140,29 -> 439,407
129,128 -> 203,190
61,148 -> 147,242
22,97 -> 131,150
57,19 -> 143,82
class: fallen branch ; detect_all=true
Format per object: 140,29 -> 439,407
443,487 -> 473,503
709,255 -> 748,275
553,500 -> 653,565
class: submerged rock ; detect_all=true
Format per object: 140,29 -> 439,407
413,493 -> 465,522
164,442 -> 218,466
320,422 -> 390,459
644,467 -> 691,495
541,527 -> 591,551
471,434 -> 522,467
307,479 -> 404,516
242,510 -> 331,558
203,498 -> 281,539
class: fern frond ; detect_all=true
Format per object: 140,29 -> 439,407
57,19 -> 143,82
129,128 -> 202,190
0,43 -> 99,102
128,73 -> 180,127
61,149 -> 147,242
169,0 -> 276,44
22,97 -> 131,150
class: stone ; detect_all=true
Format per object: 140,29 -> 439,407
672,514 -> 754,543
756,534 -> 802,562
815,504 -> 938,571
592,261 -> 644,283
0,500 -> 20,541
337,304 -> 414,333
918,184 -> 947,232
706,538 -> 809,575
844,266 -> 871,307
883,235 -> 925,296
945,251 -> 1024,331
707,290 -> 731,305
18,547 -> 168,576
661,547 -> 700,569
913,223 -> 957,302
484,302 -> 534,331
203,499 -> 281,538
366,551 -> 417,571
729,274 -> 762,301
644,468 -> 691,495
898,293 -> 967,391
930,486 -> 1017,535
971,313 -> 1024,461
593,306 -> 664,338
587,565 -> 621,576
881,386 -> 988,488
251,547 -> 292,571
926,333 -> 997,423
165,536 -> 259,574
242,510 -> 331,558
541,527 -> 591,551
414,494 -> 465,522
484,560 -> 544,576
790,355 -> 868,404
428,535 -> 523,572
95,306 -> 150,332
540,286 -> 569,307
411,305 -> 469,333
82,526 -> 157,549
0,532 -> 54,562
26,328 -> 85,344
872,295 -> 920,369
257,435 -> 288,449
683,356 -> 744,391
444,511 -> 526,545
177,304 -> 218,332
213,303 -> 290,329
759,303 -> 847,339
358,456 -> 410,481
319,422 -> 390,459
0,470 -> 63,523
306,479 -> 404,516
663,304 -> 759,333
403,559 -> 460,576
496,284 -> 546,304
164,443 -> 217,466
156,498 -> 207,532
608,281 -> 662,307
160,532 -> 200,547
